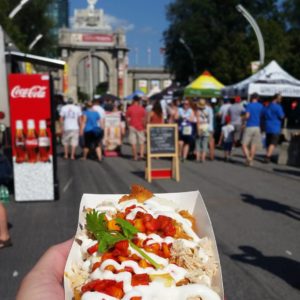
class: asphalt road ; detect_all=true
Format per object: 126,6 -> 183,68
0,145 -> 299,300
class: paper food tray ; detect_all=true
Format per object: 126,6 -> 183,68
64,191 -> 224,300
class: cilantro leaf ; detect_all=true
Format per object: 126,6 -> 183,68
96,231 -> 125,253
115,218 -> 139,239
86,210 -> 107,235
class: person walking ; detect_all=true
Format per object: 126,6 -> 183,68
147,100 -> 164,124
262,94 -> 285,163
218,98 -> 231,125
228,96 -> 245,146
59,98 -> 82,160
80,101 -> 104,162
178,99 -> 195,162
168,98 -> 179,124
195,99 -> 210,162
126,96 -> 147,161
218,116 -> 235,161
241,93 -> 263,166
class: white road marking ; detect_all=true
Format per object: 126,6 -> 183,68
63,178 -> 73,193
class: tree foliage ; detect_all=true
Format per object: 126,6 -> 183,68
0,0 -> 57,56
164,0 -> 300,84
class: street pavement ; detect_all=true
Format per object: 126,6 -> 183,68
0,145 -> 299,300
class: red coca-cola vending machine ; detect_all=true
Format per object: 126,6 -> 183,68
9,74 -> 57,201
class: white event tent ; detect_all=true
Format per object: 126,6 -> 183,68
223,60 -> 300,98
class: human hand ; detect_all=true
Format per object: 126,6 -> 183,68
16,239 -> 73,300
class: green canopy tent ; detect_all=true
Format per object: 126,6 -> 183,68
184,71 -> 224,97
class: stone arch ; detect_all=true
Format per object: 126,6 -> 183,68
66,50 -> 118,102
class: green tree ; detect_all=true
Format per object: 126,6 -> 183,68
0,0 -> 57,56
282,0 -> 300,78
163,0 -> 290,84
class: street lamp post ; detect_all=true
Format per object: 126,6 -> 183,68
28,34 -> 43,51
236,4 -> 265,66
9,0 -> 31,19
179,37 -> 197,76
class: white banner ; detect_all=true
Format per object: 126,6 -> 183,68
248,83 -> 300,97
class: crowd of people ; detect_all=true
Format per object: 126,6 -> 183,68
58,92 -> 285,166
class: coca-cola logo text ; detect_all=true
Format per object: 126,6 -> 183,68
11,85 -> 47,99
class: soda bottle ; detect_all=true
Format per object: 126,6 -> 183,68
25,119 -> 38,163
15,120 -> 26,163
38,120 -> 50,162
0,185 -> 9,203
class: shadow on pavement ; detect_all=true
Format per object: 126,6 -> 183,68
273,168 -> 300,177
241,194 -> 300,221
231,246 -> 300,290
132,171 -> 145,179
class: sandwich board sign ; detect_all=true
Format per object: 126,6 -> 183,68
146,124 -> 180,182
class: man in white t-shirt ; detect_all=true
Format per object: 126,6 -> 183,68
218,98 -> 231,125
92,99 -> 106,127
60,98 -> 82,160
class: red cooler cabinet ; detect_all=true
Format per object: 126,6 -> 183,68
9,74 -> 57,201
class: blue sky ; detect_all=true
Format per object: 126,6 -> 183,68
70,0 -> 173,67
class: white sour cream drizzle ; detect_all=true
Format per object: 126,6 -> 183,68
82,282 -> 220,300
98,259 -> 187,283
122,282 -> 221,300
82,291 -> 116,300
80,198 -> 220,300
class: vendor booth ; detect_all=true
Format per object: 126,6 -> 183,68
184,71 -> 224,98
222,60 -> 300,98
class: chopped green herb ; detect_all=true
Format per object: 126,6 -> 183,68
86,209 -> 161,269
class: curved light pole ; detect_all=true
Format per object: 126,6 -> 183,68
236,4 -> 265,66
179,37 -> 197,76
28,34 -> 43,50
9,0 -> 31,19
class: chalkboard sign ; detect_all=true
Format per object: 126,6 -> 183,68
146,124 -> 179,182
150,126 -> 176,154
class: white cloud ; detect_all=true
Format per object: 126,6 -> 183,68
104,14 -> 135,32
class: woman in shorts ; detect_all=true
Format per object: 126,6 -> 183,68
80,101 -> 104,162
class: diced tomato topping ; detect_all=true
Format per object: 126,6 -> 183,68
139,259 -> 152,268
157,215 -> 172,228
116,212 -> 125,219
142,213 -> 153,222
92,261 -> 101,271
104,285 -> 124,299
131,254 -> 141,261
133,218 -> 146,232
82,279 -> 124,299
144,243 -> 160,254
87,243 -> 98,255
161,242 -> 171,258
135,211 -> 145,218
145,219 -> 159,232
101,252 -> 115,262
132,238 -> 143,247
131,273 -> 150,286
107,219 -> 121,231
131,297 -> 142,300
163,222 -> 176,237
82,279 -> 115,293
115,240 -> 129,252
104,265 -> 116,272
